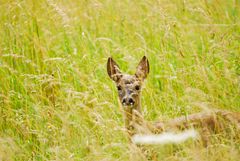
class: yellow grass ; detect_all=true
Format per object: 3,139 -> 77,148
0,0 -> 240,160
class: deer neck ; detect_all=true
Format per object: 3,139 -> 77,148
121,96 -> 142,135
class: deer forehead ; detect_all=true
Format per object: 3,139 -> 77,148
118,74 -> 141,86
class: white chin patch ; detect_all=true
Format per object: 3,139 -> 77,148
122,104 -> 134,108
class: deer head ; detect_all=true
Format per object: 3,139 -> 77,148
107,56 -> 149,116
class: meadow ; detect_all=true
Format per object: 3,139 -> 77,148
0,0 -> 240,160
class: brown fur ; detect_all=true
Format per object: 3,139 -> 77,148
107,56 -> 240,145
150,110 -> 240,145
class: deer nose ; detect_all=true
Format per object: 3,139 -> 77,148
122,97 -> 135,106
128,98 -> 134,105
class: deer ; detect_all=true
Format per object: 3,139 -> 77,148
107,56 -> 240,146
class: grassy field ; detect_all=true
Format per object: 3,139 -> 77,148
0,0 -> 240,160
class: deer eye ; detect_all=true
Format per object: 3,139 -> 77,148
135,85 -> 140,90
117,85 -> 122,91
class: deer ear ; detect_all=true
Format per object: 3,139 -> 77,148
135,56 -> 149,80
107,57 -> 122,82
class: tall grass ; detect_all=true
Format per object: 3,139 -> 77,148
0,0 -> 239,160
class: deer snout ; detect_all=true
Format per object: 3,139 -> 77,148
122,97 -> 135,106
